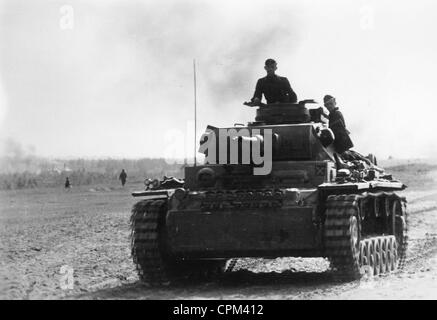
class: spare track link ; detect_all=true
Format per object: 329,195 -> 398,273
130,199 -> 170,285
324,193 -> 408,280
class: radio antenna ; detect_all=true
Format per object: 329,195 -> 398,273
193,59 -> 197,167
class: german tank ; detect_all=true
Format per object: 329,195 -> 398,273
130,100 -> 408,284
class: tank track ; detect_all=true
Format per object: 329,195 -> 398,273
130,198 -> 227,285
130,199 -> 170,285
324,194 -> 408,280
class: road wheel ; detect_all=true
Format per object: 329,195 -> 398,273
374,238 -> 383,276
380,237 -> 388,274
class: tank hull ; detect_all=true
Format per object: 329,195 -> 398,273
166,205 -> 322,259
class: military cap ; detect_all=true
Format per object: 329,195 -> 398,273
323,95 -> 335,103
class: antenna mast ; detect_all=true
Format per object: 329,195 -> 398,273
193,59 -> 197,166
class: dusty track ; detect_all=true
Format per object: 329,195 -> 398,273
1,183 -> 437,300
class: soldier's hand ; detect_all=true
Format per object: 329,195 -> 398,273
244,98 -> 261,107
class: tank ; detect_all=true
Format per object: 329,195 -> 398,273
129,100 -> 408,284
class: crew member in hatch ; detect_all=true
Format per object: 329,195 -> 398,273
251,58 -> 298,105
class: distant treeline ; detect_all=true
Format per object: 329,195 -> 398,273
0,157 -> 184,190
385,162 -> 437,189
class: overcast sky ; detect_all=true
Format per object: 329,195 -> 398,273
0,0 -> 436,160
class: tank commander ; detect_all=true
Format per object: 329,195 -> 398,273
324,95 -> 354,154
251,59 -> 298,105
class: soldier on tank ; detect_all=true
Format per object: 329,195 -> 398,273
251,59 -> 298,105
323,95 -> 354,154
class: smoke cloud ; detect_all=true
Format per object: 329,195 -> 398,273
0,0 -> 436,159
0,137 -> 38,173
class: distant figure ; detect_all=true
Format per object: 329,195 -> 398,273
64,177 -> 71,189
323,95 -> 354,154
251,58 -> 298,105
119,169 -> 127,187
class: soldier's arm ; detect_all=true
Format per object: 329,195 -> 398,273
284,78 -> 297,103
252,79 -> 263,101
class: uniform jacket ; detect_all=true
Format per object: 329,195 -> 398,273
329,107 -> 354,153
252,74 -> 297,104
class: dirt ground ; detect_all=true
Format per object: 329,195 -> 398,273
1,167 -> 437,300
